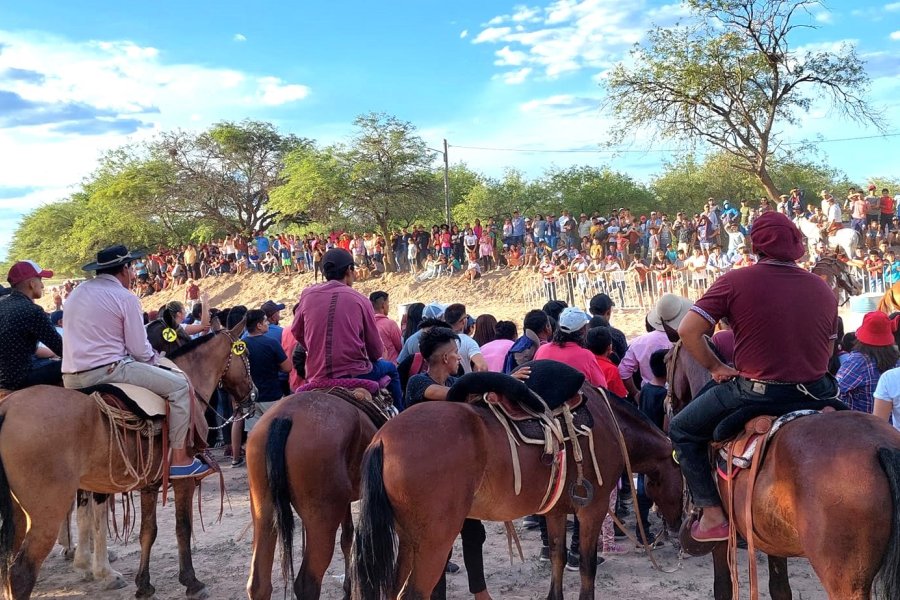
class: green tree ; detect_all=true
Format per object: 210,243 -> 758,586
605,0 -> 882,201
270,113 -> 441,270
5,196 -> 85,275
544,165 -> 655,216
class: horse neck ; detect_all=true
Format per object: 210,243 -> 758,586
605,398 -> 672,474
171,340 -> 227,402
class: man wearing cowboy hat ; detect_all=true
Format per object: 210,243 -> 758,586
62,245 -> 210,479
670,212 -> 839,543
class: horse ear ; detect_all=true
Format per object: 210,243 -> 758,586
229,317 -> 247,338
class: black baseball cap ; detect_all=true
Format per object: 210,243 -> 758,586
322,248 -> 354,272
260,300 -> 285,316
589,293 -> 614,315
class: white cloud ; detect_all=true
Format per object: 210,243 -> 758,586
813,10 -> 833,24
460,29 -> 469,39
495,45 -> 529,66
886,2 -> 900,11
499,67 -> 532,84
891,31 -> 900,40
233,33 -> 247,42
473,27 -> 513,43
256,76 -> 310,105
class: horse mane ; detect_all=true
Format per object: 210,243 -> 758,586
165,332 -> 218,360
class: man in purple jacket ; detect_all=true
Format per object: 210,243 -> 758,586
291,248 -> 403,407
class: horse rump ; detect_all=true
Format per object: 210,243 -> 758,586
352,441 -> 396,600
876,447 -> 900,600
265,416 -> 296,589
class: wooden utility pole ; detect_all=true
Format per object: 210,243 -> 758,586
442,139 -> 451,226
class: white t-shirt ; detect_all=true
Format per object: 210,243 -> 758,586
873,367 -> 900,431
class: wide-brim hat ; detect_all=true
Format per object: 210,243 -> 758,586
82,245 -> 145,272
648,294 -> 693,332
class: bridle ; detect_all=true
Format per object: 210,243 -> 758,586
209,328 -> 258,429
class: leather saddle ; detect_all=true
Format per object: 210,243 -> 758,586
79,383 -> 168,420
297,377 -> 397,425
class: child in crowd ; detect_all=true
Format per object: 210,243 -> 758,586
864,249 -> 885,292
635,349 -> 669,541
584,327 -> 628,398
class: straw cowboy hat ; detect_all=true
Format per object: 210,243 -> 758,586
648,293 -> 693,332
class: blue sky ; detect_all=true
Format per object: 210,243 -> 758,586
1,0 -> 899,259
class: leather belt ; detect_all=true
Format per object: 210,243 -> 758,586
65,360 -> 121,376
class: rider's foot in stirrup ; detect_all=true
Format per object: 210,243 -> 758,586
170,458 -> 211,479
691,516 -> 730,542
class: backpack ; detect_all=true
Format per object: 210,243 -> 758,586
502,335 -> 537,374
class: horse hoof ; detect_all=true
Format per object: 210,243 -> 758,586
187,584 -> 209,600
78,569 -> 93,582
101,572 -> 127,590
60,547 -> 76,561
107,548 -> 119,563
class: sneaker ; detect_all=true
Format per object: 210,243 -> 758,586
523,515 -> 541,530
231,456 -> 245,468
603,542 -> 630,556
539,546 -> 550,562
445,561 -> 460,574
565,551 -> 580,571
170,458 -> 211,479
613,524 -> 627,539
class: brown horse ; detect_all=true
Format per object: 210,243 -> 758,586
809,255 -> 862,305
352,371 -> 684,600
245,388 -> 390,600
667,339 -> 900,600
0,320 -> 257,600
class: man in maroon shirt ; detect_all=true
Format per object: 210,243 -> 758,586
291,248 -> 402,407
670,211 -> 840,543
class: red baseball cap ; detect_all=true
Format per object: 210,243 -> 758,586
7,261 -> 53,286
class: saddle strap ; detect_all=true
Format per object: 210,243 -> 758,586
486,402 -> 523,495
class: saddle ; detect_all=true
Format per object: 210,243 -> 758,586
297,377 -> 397,426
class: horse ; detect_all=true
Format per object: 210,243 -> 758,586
810,255 -> 862,305
0,319 -> 257,600
666,335 -> 900,600
245,387 -> 391,600
796,217 -> 859,259
352,369 -> 685,600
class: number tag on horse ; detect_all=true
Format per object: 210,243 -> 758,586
162,328 -> 178,343
232,341 -> 247,356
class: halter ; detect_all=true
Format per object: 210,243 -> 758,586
208,329 -> 258,430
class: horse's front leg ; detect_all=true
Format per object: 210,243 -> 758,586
89,493 -> 125,590
135,485 -> 160,599
173,478 -> 208,600
711,543 -> 733,600
767,555 -> 792,600
57,498 -> 75,560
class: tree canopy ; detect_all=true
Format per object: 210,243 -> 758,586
604,0 -> 882,201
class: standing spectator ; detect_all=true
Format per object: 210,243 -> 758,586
880,188 -> 894,235
836,311 -> 900,413
480,321 -> 517,372
370,291 -> 402,363
588,293 -> 628,363
865,184 -> 881,228
261,300 -> 288,395
235,309 -> 291,466
618,294 -> 689,399
873,363 -> 900,430
534,307 -> 607,387
584,326 -> 628,398
472,314 -> 498,347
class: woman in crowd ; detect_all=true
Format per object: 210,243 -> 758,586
836,311 -> 900,412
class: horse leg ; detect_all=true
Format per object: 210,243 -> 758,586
575,507 -> 604,600
73,491 -> 93,576
135,485 -> 160,599
545,511 -> 568,600
7,492 -> 74,599
173,478 -> 208,600
340,507 -> 354,600
88,493 -> 125,590
57,500 -> 75,560
711,543 -> 733,600
395,517 -> 462,600
766,555 -> 791,600
295,503 -> 344,600
246,480 -> 277,600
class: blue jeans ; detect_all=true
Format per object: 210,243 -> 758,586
357,359 -> 403,410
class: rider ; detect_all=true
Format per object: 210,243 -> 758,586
0,261 -> 63,390
669,211 -> 839,542
291,248 -> 403,407
61,245 -> 210,479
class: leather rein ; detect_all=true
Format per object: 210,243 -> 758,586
206,329 -> 258,430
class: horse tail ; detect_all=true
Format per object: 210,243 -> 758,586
352,441 -> 396,600
875,446 -> 900,600
265,417 -> 296,589
0,415 -> 14,585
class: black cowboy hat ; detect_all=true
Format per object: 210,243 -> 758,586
82,245 -> 146,272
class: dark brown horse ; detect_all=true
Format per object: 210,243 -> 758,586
667,339 -> 900,600
245,388 -> 390,600
352,372 -> 684,600
0,320 -> 256,600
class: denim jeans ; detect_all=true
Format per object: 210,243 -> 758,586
357,358 -> 403,410
669,375 -> 837,507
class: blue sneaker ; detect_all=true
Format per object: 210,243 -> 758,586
170,458 -> 211,479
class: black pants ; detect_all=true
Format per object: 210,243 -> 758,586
21,361 -> 62,388
538,515 -> 579,552
436,518 -> 487,598
669,375 -> 837,507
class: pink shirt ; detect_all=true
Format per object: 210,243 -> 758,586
281,326 -> 303,392
374,313 -> 403,363
291,281 -> 384,380
618,330 -> 672,386
534,342 -> 607,388
62,274 -> 157,372
480,338 -> 515,372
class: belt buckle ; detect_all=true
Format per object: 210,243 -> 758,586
751,381 -> 767,395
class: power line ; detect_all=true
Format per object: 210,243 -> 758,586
448,131 -> 900,155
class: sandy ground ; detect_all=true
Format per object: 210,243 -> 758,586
28,271 -> 834,598
29,447 -> 829,599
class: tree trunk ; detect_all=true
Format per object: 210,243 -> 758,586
755,164 -> 781,203
378,218 -> 395,273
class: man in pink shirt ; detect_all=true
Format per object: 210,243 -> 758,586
535,307 -> 607,388
369,291 -> 402,363
618,294 -> 692,398
292,249 -> 402,407
62,245 -> 209,479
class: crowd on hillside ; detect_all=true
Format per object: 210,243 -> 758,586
113,184 -> 900,300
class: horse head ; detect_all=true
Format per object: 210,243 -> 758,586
217,319 -> 258,417
812,255 -> 861,305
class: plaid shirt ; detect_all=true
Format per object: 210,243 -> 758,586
837,352 -> 897,413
